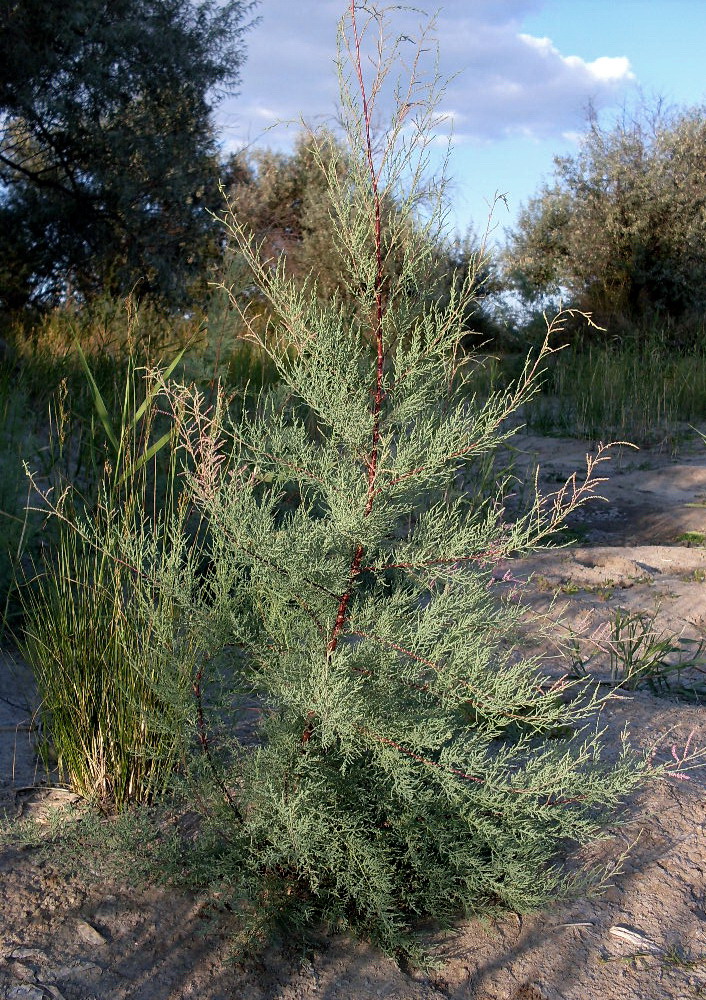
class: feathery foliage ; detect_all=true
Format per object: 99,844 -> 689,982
145,3 -> 653,961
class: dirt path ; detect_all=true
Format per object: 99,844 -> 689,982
1,434 -> 705,1000
518,433 -> 706,547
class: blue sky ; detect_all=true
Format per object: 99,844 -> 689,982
217,1 -> 706,241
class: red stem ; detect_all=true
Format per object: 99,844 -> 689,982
360,727 -> 588,807
326,2 -> 386,659
347,627 -> 570,723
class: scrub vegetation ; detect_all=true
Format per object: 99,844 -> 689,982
0,0 -> 703,969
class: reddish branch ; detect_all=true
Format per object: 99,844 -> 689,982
326,1 -> 387,660
348,628 -> 572,724
361,546 -> 507,574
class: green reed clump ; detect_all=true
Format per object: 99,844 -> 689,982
22,525 -> 181,807
0,362 -> 39,633
524,335 -> 706,444
568,606 -> 706,702
19,357 -> 208,810
607,607 -> 706,695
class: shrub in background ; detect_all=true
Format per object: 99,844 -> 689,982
505,99 -> 706,345
222,127 -> 502,346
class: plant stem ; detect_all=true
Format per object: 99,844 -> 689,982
192,661 -> 244,824
327,0 -> 387,659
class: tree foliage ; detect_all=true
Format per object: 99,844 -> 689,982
0,0 -> 258,310
222,132 -> 351,302
505,101 -> 706,337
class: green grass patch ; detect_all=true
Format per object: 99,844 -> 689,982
675,531 -> 706,547
518,336 -> 706,445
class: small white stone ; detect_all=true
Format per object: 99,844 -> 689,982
608,924 -> 664,954
7,948 -> 46,962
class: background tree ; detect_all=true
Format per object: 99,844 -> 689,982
0,0 -> 259,311
222,132 -> 352,301
504,101 -> 706,343
223,130 -> 502,342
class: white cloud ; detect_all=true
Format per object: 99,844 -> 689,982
586,55 -> 634,82
520,34 -> 633,84
217,0 -> 636,150
252,105 -> 280,122
519,33 -> 558,54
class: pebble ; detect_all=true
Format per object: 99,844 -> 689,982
40,987 -> 66,1000
9,961 -> 37,983
75,918 -> 108,947
7,950 -> 46,962
6,986 -> 44,1000
42,959 -> 103,982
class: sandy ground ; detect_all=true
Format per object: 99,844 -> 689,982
1,433 -> 706,1000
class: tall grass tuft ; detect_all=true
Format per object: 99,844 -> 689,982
21,525 -> 183,807
523,335 -> 706,444
8,288 -> 283,807
19,357 -> 205,810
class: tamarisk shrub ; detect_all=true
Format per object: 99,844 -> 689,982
166,2 -> 651,961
